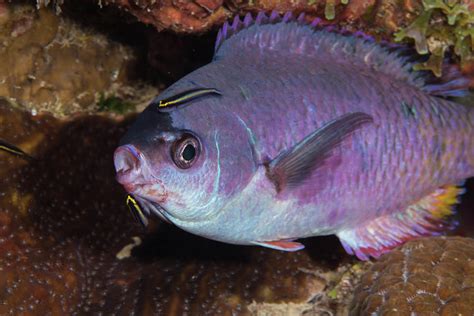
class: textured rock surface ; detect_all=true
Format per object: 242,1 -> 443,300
0,101 -> 366,315
36,1 -> 473,78
351,236 -> 474,316
102,0 -> 230,33
0,2 -> 156,117
101,0 -> 410,34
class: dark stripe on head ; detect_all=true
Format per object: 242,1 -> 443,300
119,107 -> 175,146
0,139 -> 34,161
155,88 -> 222,110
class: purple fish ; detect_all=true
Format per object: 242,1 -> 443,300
114,12 -> 473,260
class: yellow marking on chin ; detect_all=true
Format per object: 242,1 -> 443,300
126,195 -> 148,227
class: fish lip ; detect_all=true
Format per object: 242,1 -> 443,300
114,145 -> 144,188
114,145 -> 140,174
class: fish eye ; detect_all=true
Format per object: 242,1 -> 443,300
171,133 -> 200,169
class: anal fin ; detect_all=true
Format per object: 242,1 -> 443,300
252,240 -> 305,252
337,185 -> 464,260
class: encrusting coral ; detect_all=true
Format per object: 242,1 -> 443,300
350,236 -> 474,315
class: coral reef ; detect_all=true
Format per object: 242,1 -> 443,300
97,0 -> 421,35
350,236 -> 474,315
0,2 -> 156,117
35,0 -> 472,78
0,101 -> 365,315
32,1 -> 474,79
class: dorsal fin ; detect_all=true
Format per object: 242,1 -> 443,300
214,11 -> 305,52
214,11 -> 470,99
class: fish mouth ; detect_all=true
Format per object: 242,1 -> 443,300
134,195 -> 172,225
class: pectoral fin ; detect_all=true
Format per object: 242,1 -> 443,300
267,112 -> 373,191
252,240 -> 305,251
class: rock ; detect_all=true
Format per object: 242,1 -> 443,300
99,0 -> 418,34
102,0 -> 230,33
53,1 -> 474,77
0,2 -> 156,117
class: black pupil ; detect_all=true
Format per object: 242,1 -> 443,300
182,144 -> 196,161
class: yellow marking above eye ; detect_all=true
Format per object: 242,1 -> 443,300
0,140 -> 34,161
126,195 -> 149,228
158,88 -> 222,108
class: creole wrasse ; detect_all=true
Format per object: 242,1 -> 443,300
114,12 -> 473,260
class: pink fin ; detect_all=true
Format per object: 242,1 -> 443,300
252,240 -> 305,252
337,185 -> 464,261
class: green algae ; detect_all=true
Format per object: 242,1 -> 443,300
323,0 -> 349,20
394,9 -> 432,54
413,45 -> 447,77
422,0 -> 470,25
394,0 -> 474,76
324,0 -> 336,20
97,94 -> 134,114
328,288 -> 338,299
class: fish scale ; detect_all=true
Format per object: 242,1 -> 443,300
115,12 -> 474,260
236,64 -> 359,157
